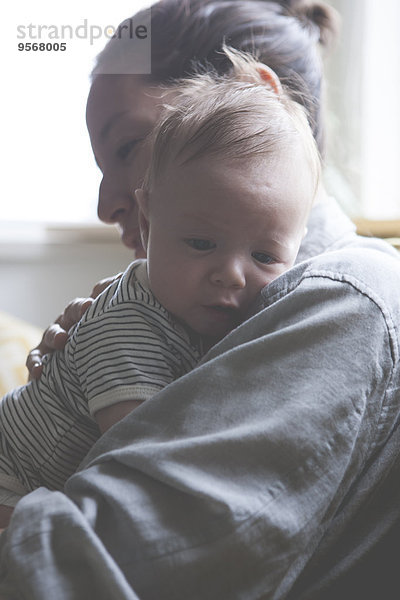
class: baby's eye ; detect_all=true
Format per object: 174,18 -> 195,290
116,139 -> 141,160
184,239 -> 216,251
252,251 -> 275,265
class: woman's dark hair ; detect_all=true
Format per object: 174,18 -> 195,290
93,0 -> 339,155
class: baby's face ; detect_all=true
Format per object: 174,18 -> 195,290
141,147 -> 315,345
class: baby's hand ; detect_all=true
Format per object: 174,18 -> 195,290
26,273 -> 122,380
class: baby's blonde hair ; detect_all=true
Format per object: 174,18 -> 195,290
143,47 -> 321,196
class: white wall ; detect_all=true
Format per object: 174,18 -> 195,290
0,227 -> 133,330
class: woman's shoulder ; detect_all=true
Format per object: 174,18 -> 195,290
258,238 -> 400,383
296,195 -> 400,297
265,237 -> 400,314
300,237 -> 400,299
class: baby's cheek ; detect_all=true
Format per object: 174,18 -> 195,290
147,262 -> 171,305
153,268 -> 188,313
256,272 -> 276,291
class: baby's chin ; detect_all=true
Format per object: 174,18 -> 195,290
242,293 -> 264,320
191,307 -> 242,343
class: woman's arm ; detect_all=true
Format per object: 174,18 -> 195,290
1,248 -> 399,599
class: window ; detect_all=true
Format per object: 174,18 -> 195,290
2,0 -> 151,225
2,0 -> 399,226
325,0 -> 400,220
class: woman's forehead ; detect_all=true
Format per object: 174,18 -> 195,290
86,75 -> 163,130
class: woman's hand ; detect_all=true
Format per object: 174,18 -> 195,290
26,274 -> 123,380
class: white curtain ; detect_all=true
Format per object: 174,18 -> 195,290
325,0 -> 400,219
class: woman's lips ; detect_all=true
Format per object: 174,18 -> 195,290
120,228 -> 145,255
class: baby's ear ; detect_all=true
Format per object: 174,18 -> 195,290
135,189 -> 150,250
256,65 -> 283,96
135,188 -> 149,218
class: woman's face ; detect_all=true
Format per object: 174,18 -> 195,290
86,75 -> 164,255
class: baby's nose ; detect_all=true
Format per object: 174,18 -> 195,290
210,260 -> 246,288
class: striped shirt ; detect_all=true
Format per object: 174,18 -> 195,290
0,260 -> 203,502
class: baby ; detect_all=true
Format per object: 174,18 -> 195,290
0,49 -> 320,520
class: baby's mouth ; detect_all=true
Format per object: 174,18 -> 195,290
203,304 -> 241,323
208,304 -> 236,312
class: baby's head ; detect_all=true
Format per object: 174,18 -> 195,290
135,48 -> 320,345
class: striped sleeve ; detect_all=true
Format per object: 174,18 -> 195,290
0,371 -> 99,495
72,262 -> 202,417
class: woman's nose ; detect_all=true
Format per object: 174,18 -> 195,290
210,260 -> 246,289
97,174 -> 133,225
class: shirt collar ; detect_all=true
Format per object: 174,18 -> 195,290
296,196 -> 357,264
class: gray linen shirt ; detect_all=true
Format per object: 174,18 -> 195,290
1,198 -> 400,599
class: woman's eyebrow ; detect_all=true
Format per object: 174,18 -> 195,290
100,110 -> 130,141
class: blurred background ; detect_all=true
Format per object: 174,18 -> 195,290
1,0 -> 399,331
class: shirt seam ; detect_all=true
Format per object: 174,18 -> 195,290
264,269 -> 398,367
264,269 -> 397,451
88,385 -> 162,417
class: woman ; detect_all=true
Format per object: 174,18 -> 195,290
3,1 -> 400,599
27,0 -> 337,376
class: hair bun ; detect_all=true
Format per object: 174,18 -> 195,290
280,0 -> 340,48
